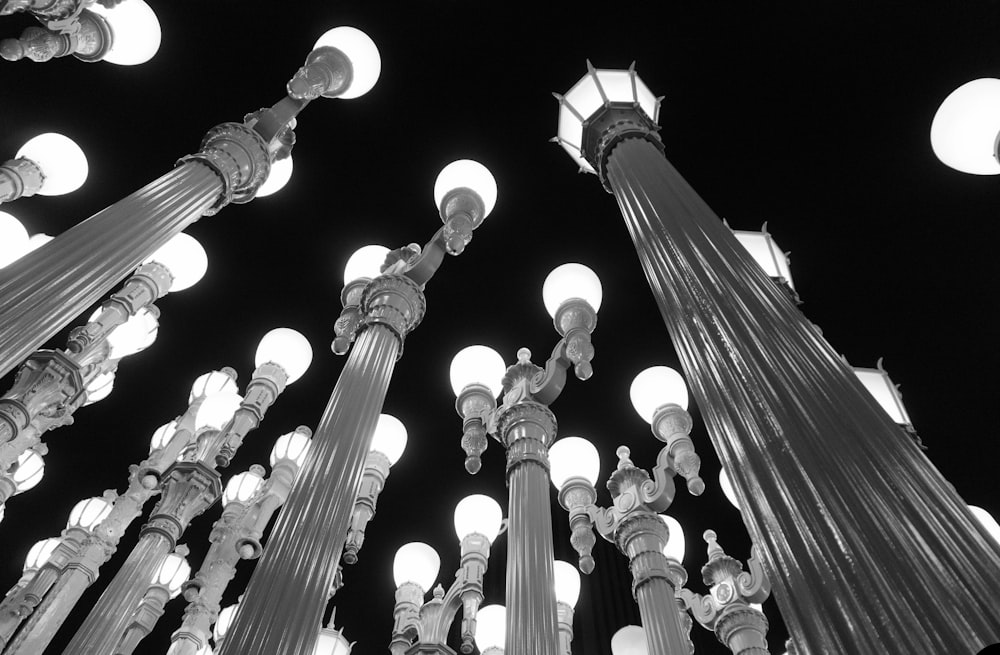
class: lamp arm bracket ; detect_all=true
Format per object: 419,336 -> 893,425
529,339 -> 571,405
640,445 -> 678,512
737,546 -> 772,602
588,503 -> 617,541
403,225 -> 449,287
679,587 -> 719,627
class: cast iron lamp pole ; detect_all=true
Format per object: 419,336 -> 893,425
449,263 -> 602,655
0,25 -> 380,381
389,494 -> 504,655
218,159 -> 497,655
680,530 -> 771,655
554,63 -> 1000,652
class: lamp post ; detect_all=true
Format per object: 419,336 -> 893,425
680,530 -> 772,655
554,63 -> 1000,652
0,370 -> 237,654
218,159 -> 497,655
114,545 -> 191,655
0,25 -> 381,381
449,262 -> 601,655
0,0 -> 160,64
389,494 -> 503,654
63,328 -> 311,654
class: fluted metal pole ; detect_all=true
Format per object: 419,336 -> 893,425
599,133 -> 1000,652
497,401 -> 560,655
218,275 -> 425,655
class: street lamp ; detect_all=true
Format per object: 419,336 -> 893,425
114,545 -> 192,655
0,132 -> 88,203
554,62 -> 1000,653
852,359 -> 924,448
473,605 -> 506,655
449,262 -> 601,655
931,78 -> 1000,174
220,158 -> 496,655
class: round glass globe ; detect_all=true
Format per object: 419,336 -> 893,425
930,78 -> 1000,175
659,514 -> 685,563
189,370 -> 238,402
629,366 -> 689,421
719,468 -> 740,510
155,551 -> 190,598
104,306 -> 159,359
542,263 -> 602,317
969,505 -> 1000,545
67,496 -> 113,530
24,537 -> 61,572
313,26 -> 381,99
433,159 -> 498,218
449,345 -> 506,397
255,327 -> 313,384
0,212 -> 29,267
88,0 -> 161,65
84,371 -> 115,405
313,629 -> 352,655
548,436 -> 600,490
256,156 -> 293,198
370,413 -> 407,465
343,244 -> 389,285
474,605 -> 506,652
611,625 -> 648,655
553,560 -> 581,608
270,428 -> 312,468
13,450 -> 44,492
214,603 -> 238,641
149,421 -> 177,453
16,133 -> 88,196
223,470 -> 265,507
392,542 -> 440,591
453,494 -> 503,542
144,232 -> 208,292
194,391 -> 243,431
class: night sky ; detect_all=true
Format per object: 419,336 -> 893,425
2,2 -> 999,654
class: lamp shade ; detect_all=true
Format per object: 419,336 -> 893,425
343,244 -> 389,284
214,603 -> 238,641
101,306 -> 159,359
24,537 -> 61,572
392,542 -> 440,591
0,212 -> 29,267
733,229 -> 794,289
659,514 -> 686,563
969,505 -> 1000,545
853,366 -> 912,426
611,625 -> 648,655
453,494 -> 503,542
548,436 -> 601,490
83,370 -> 115,405
474,605 -> 506,652
370,413 -> 407,466
149,421 -> 178,453
154,550 -> 191,598
313,628 -> 352,655
88,0 -> 161,65
67,496 -> 113,530
256,155 -> 293,198
553,559 -> 581,608
542,263 -> 603,317
270,428 -> 312,468
15,133 -> 88,196
255,327 -> 313,384
930,78 -> 1000,175
629,366 -> 689,421
313,26 -> 381,99
189,370 -> 238,402
449,345 -> 506,397
194,391 -> 243,431
719,468 -> 740,510
12,450 -> 44,492
144,232 -> 208,292
555,67 -> 658,173
433,159 -> 498,218
222,470 -> 265,507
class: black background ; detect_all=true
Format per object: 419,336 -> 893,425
1,2 -> 999,654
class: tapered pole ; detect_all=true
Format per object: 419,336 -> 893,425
600,132 -> 1000,651
218,275 -> 425,655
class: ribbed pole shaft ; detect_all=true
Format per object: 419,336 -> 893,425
635,575 -> 687,655
0,162 -> 220,379
604,136 -> 1000,653
502,407 -> 559,655
62,533 -> 171,654
218,277 -> 424,655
